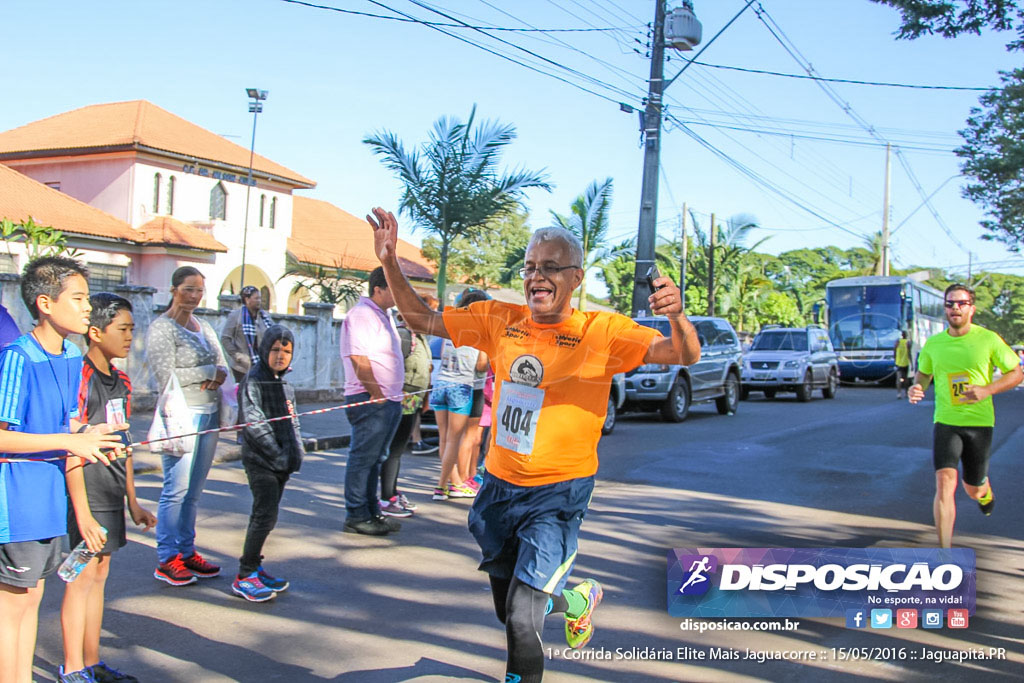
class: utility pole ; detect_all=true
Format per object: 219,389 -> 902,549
630,0 -> 668,318
707,212 -> 716,316
881,142 -> 891,277
679,202 -> 688,308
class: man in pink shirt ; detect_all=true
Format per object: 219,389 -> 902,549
339,267 -> 404,535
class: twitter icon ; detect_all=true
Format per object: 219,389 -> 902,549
870,609 -> 893,629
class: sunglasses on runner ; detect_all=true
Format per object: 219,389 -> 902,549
944,299 -> 973,309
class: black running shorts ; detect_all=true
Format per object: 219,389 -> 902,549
933,422 -> 994,487
0,537 -> 63,587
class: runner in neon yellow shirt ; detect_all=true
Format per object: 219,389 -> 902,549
908,284 -> 1022,548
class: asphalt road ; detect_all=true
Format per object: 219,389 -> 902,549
30,386 -> 1024,682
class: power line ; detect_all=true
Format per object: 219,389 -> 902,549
404,0 -> 643,102
277,0 -> 632,30
666,112 -> 869,241
686,60 -> 992,91
671,118 -> 956,153
471,0 -> 649,101
752,3 -> 968,254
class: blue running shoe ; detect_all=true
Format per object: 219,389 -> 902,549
58,666 -> 96,683
257,565 -> 289,592
90,661 -> 138,682
232,572 -> 276,602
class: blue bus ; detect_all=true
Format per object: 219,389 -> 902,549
824,275 -> 946,382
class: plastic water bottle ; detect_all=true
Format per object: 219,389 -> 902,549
58,526 -> 106,583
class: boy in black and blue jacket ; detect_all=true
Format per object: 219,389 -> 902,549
232,325 -> 304,602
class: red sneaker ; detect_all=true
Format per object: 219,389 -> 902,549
154,554 -> 197,586
182,551 -> 221,578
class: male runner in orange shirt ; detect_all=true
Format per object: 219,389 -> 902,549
367,208 -> 700,683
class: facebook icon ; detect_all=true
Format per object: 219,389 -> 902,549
845,609 -> 867,629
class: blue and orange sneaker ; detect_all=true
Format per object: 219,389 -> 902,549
565,579 -> 603,649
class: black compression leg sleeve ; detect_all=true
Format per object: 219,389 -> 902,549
490,574 -> 511,624
504,577 -> 548,683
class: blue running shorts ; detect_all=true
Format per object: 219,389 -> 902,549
468,471 -> 594,594
429,382 -> 474,416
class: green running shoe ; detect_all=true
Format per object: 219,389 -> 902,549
978,487 -> 995,516
565,579 -> 603,649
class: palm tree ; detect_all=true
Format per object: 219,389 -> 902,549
364,106 -> 551,305
549,178 -> 613,310
281,253 -> 362,309
862,230 -> 887,275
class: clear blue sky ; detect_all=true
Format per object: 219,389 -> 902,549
3,0 -> 1022,291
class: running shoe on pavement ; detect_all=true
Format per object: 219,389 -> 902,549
89,662 -> 138,683
396,492 -> 417,511
410,440 -> 439,455
182,551 -> 221,578
565,578 -> 603,649
380,496 -> 413,517
447,482 -> 477,498
978,487 -> 995,516
257,565 -> 289,592
154,554 -> 197,586
432,486 -> 449,501
232,572 -> 276,602
58,666 -> 96,683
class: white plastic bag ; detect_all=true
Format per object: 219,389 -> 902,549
148,373 -> 197,455
219,371 -> 239,429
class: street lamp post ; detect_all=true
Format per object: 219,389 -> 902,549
239,87 -> 268,290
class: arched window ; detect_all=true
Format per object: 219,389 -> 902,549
153,173 -> 161,213
269,197 -> 277,229
259,194 -> 266,227
209,182 -> 227,220
167,176 -> 176,215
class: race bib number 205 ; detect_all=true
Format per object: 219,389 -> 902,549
495,383 -> 544,456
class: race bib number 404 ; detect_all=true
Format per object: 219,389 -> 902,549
495,383 -> 544,456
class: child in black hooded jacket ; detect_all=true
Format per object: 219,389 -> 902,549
232,324 -> 304,602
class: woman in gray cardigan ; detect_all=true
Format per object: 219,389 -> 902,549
146,266 -> 228,586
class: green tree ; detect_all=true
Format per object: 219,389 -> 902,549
364,107 -> 550,305
597,238 -> 681,314
281,253 -> 362,308
871,1 -> 1024,250
686,212 -> 766,315
1,216 -> 78,259
758,291 -> 804,327
958,68 -> 1024,251
421,208 -> 532,289
549,178 -> 613,310
871,1 -> 1024,49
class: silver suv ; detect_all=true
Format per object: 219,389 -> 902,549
623,316 -> 743,422
741,325 -> 839,401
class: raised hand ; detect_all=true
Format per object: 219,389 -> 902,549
366,207 -> 398,262
648,276 -> 683,316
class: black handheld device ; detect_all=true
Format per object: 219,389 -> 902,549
645,265 -> 664,292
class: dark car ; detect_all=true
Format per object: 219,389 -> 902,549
622,316 -> 743,422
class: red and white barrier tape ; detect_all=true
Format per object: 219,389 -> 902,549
0,384 -> 445,464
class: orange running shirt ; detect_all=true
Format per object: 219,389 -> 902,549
442,300 -> 660,486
